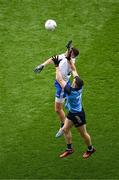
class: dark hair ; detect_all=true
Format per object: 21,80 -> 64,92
72,47 -> 79,57
74,76 -> 84,89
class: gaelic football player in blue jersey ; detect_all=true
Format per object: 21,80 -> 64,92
34,41 -> 79,156
52,56 -> 96,159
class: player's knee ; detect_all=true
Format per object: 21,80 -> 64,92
55,108 -> 60,114
63,127 -> 69,134
55,106 -> 62,114
63,128 -> 68,134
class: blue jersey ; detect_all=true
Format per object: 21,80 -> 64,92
64,85 -> 83,113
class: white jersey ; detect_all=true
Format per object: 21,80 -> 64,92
58,53 -> 75,82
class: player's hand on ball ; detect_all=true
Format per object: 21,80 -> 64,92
52,55 -> 60,67
34,64 -> 44,73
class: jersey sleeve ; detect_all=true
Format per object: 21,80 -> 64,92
64,84 -> 72,95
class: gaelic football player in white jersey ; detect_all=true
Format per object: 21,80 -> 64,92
34,42 -> 79,157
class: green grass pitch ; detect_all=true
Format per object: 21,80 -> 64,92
0,0 -> 119,179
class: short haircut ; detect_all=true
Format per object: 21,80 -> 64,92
72,47 -> 79,57
74,76 -> 84,89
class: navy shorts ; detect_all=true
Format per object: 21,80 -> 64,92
67,109 -> 86,127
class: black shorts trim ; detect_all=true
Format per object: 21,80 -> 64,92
67,109 -> 86,127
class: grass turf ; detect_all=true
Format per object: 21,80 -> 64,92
0,0 -> 119,179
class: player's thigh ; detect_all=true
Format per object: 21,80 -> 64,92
63,118 -> 73,131
55,101 -> 64,111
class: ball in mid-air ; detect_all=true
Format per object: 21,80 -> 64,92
45,19 -> 57,31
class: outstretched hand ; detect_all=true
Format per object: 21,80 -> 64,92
66,40 -> 72,50
34,64 -> 44,73
52,55 -> 61,67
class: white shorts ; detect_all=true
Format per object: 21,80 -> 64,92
55,97 -> 65,103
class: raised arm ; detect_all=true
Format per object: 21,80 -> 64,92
52,55 -> 72,95
69,59 -> 79,78
66,45 -> 80,78
56,67 -> 66,89
42,57 -> 53,66
34,57 -> 53,73
50,55 -> 66,88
